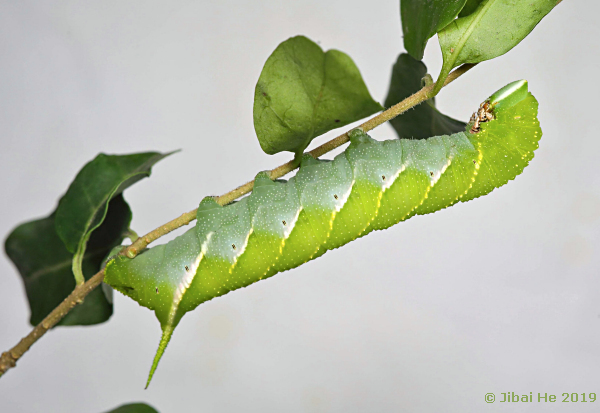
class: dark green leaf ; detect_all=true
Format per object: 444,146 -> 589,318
103,403 -> 159,413
55,151 -> 173,284
385,53 -> 465,139
253,35 -> 383,156
5,195 -> 132,326
433,0 -> 559,94
400,0 -> 467,60
458,0 -> 484,17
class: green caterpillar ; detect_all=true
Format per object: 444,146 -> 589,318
105,80 -> 541,386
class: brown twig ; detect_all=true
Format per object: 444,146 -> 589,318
125,63 -> 476,258
0,63 -> 476,378
0,270 -> 105,377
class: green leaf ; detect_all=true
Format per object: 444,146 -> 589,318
253,35 -> 383,156
458,0 -> 484,17
103,403 -> 159,413
5,195 -> 132,326
400,0 -> 468,60
55,151 -> 173,285
385,53 -> 465,139
433,0 -> 559,95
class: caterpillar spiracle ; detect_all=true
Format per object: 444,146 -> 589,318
105,80 -> 541,386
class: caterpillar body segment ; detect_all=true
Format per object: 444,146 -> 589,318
104,80 -> 541,385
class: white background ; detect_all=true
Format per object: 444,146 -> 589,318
1,1 -> 599,412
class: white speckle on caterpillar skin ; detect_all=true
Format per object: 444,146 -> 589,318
282,207 -> 302,238
332,180 -> 353,213
165,233 -> 210,332
382,164 -> 406,191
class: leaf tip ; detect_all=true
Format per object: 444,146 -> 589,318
164,149 -> 182,157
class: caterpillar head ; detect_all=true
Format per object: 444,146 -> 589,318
469,80 -> 529,133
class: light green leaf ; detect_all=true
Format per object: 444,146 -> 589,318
103,403 -> 159,413
253,35 -> 383,156
400,0 -> 468,60
385,53 -> 465,139
55,151 -> 173,285
433,0 -> 560,95
5,195 -> 131,326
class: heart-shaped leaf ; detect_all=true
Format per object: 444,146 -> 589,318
385,53 -> 465,139
55,152 -> 174,285
5,195 -> 131,326
400,0 -> 468,60
254,36 -> 382,156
